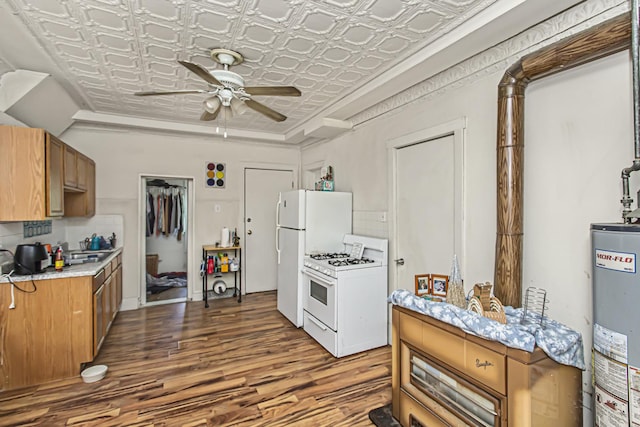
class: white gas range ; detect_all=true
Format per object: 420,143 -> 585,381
302,234 -> 388,358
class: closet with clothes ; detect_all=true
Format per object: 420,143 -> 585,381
145,178 -> 188,303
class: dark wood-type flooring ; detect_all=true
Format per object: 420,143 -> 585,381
0,291 -> 391,426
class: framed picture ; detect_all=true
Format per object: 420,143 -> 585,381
431,274 -> 449,297
415,274 -> 431,296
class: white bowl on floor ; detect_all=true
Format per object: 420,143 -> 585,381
81,365 -> 108,383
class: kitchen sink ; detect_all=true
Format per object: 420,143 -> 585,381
67,250 -> 113,263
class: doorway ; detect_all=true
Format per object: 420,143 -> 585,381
244,168 -> 294,293
389,118 -> 465,294
140,175 -> 193,306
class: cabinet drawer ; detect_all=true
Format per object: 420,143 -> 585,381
420,317 -> 465,371
303,311 -> 337,356
465,340 -> 506,394
104,262 -> 112,278
111,257 -> 119,271
92,269 -> 105,292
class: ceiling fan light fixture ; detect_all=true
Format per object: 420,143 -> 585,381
203,96 -> 220,113
230,97 -> 249,115
219,88 -> 234,106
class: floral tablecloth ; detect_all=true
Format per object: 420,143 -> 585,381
388,289 -> 585,370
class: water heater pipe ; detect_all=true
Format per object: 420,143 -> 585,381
621,0 -> 640,223
493,13 -> 632,307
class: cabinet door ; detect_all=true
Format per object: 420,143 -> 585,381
93,284 -> 105,357
64,145 -> 77,188
46,134 -> 64,216
76,153 -> 88,190
113,265 -> 122,315
0,126 -> 47,220
63,159 -> 95,217
103,275 -> 113,334
86,160 -> 96,216
110,271 -> 118,322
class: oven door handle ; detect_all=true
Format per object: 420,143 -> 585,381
303,268 -> 337,286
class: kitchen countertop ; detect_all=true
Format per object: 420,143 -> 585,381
0,247 -> 122,283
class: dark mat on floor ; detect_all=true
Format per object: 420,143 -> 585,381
368,404 -> 401,426
147,285 -> 171,294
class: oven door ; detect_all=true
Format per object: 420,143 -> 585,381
302,268 -> 338,331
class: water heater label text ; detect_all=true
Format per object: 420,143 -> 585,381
595,249 -> 636,273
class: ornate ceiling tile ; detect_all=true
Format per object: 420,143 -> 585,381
0,0 -> 590,138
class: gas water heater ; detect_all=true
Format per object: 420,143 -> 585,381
592,223 -> 640,426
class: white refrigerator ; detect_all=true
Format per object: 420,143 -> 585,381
276,190 -> 352,327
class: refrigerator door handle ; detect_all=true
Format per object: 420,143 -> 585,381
275,227 -> 281,264
275,195 -> 282,264
276,195 -> 282,227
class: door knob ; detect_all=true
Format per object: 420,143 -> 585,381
395,258 -> 405,265
247,230 -> 253,235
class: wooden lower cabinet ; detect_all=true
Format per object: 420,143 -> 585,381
0,254 -> 123,390
92,255 -> 122,358
93,283 -> 105,356
391,306 -> 583,427
0,276 -> 93,390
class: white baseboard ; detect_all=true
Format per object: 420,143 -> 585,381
120,297 -> 139,311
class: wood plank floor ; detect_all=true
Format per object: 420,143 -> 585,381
0,291 -> 391,426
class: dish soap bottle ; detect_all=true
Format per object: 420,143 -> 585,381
54,246 -> 64,272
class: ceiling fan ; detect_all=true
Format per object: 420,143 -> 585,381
134,48 -> 301,122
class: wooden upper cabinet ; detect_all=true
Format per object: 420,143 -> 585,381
76,154 -> 88,191
0,125 -> 64,220
46,135 -> 64,217
65,158 -> 95,217
64,145 -> 78,189
0,125 -> 96,220
86,159 -> 96,216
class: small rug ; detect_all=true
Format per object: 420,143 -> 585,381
368,404 -> 401,427
147,285 -> 170,294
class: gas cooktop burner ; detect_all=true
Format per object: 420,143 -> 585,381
310,252 -> 349,260
327,257 -> 375,266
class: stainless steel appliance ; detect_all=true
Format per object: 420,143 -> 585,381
302,234 -> 388,357
591,223 -> 640,426
275,190 -> 352,327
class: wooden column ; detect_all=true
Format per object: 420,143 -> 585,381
493,13 -> 632,307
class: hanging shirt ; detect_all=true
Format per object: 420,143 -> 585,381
146,192 -> 155,237
156,193 -> 163,236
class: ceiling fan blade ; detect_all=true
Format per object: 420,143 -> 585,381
178,60 -> 223,86
200,104 -> 222,121
243,86 -> 301,97
244,99 -> 287,122
134,90 -> 207,96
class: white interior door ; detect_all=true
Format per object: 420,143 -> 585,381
244,168 -> 293,293
394,132 -> 462,292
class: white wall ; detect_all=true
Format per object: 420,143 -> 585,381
60,126 -> 299,308
302,2 -> 633,423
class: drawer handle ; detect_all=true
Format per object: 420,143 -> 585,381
307,315 -> 328,331
475,358 -> 493,369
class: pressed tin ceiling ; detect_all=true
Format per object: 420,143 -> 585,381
0,0 -> 582,144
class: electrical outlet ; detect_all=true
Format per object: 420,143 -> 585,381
214,204 -> 221,213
